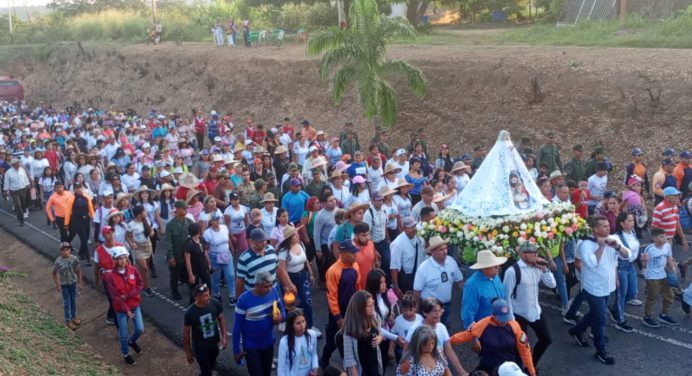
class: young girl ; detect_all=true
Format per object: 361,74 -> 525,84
342,290 -> 384,376
39,167 -> 56,226
271,208 -> 291,248
277,309 -> 319,376
366,269 -> 396,373
350,176 -> 370,206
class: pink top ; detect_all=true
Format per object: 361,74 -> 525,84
622,190 -> 642,207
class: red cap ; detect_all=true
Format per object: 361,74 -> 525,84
101,226 -> 115,235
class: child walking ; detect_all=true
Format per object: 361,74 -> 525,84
388,294 -> 423,362
53,241 -> 83,330
641,227 -> 678,327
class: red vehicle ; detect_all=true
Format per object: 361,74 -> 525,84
0,76 -> 24,101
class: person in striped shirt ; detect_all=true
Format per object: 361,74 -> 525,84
235,228 -> 278,298
654,186 -> 692,278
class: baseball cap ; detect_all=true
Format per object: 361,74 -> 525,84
631,147 -> 643,156
339,239 -> 360,253
300,119 -> 310,125
101,225 -> 115,235
663,187 -> 681,196
395,148 -> 407,157
519,242 -> 538,253
662,147 -> 676,157
59,242 -> 72,249
308,145 -> 319,153
290,178 -> 302,187
249,228 -> 267,242
73,182 -> 82,189
214,136 -> 222,142
498,362 -> 528,376
229,192 -> 239,200
371,191 -> 383,201
680,150 -> 691,159
102,189 -> 114,197
662,158 -> 674,166
492,299 -> 514,323
110,246 -> 130,259
402,217 -> 416,228
174,200 -> 188,209
352,175 -> 366,184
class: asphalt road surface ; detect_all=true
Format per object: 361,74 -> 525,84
1,202 -> 691,376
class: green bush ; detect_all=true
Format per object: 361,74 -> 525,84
306,3 -> 338,30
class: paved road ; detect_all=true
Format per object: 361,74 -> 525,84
1,202 -> 691,376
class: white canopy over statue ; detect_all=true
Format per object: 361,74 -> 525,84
448,130 -> 549,217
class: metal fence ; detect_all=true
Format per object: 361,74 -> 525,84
558,0 -> 618,26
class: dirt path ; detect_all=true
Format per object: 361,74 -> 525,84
0,232 -> 197,376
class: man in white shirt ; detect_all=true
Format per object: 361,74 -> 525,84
586,162 -> 609,214
3,158 -> 31,226
390,216 -> 426,296
411,186 -> 438,222
413,236 -> 463,325
503,242 -> 556,368
363,191 -> 391,283
568,215 -> 630,365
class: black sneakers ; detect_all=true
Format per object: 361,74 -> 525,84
128,341 -> 142,354
143,288 -> 155,297
594,351 -> 615,365
659,314 -> 679,326
124,354 -> 136,366
171,290 -> 182,300
614,321 -> 634,333
642,316 -> 660,328
568,328 -> 589,347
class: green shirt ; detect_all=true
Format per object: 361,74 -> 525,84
563,158 -> 585,183
165,216 -> 193,259
538,144 -> 562,172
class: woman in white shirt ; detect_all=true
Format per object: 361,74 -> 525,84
271,208 -> 291,248
277,309 -> 319,376
260,193 -> 279,237
223,192 -> 249,255
276,225 -> 318,335
292,133 -> 310,166
203,214 -> 237,305
611,212 -> 641,331
349,175 -> 370,207
30,150 -> 50,182
392,179 -> 414,224
328,171 -> 351,209
198,195 -> 223,235
126,205 -> 154,296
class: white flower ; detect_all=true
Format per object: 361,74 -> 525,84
520,223 -> 527,230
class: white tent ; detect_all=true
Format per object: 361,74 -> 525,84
448,130 -> 549,217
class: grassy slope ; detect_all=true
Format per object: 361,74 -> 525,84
0,276 -> 119,376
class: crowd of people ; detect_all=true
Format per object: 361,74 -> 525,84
1,99 -> 691,376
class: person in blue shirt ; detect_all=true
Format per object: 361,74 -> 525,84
233,270 -> 285,376
461,249 -> 507,329
281,178 -> 309,225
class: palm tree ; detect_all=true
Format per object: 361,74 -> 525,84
306,0 -> 427,127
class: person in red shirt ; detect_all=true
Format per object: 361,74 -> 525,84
194,111 -> 207,148
570,180 -> 591,219
44,142 -> 60,173
252,124 -> 266,146
282,117 -> 295,140
105,246 -> 145,366
93,226 -> 124,326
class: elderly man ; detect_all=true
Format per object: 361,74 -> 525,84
236,228 -> 278,298
165,200 -> 195,300
413,235 -> 463,325
568,215 -> 630,365
461,249 -> 507,329
410,186 -> 438,222
390,216 -> 426,297
503,242 -> 556,368
650,187 -> 692,277
3,157 -> 31,225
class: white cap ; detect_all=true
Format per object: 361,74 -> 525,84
244,139 -> 253,146
142,143 -> 151,149
497,362 -> 527,376
214,136 -> 222,142
395,148 -> 407,157
159,170 -> 171,178
308,145 -> 318,152
109,246 -> 130,259
102,189 -> 114,197
211,110 -> 218,116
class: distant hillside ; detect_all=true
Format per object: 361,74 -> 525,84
0,6 -> 50,20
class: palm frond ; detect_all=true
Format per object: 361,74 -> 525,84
377,80 -> 398,127
381,17 -> 417,41
356,73 -> 380,119
380,59 -> 427,97
319,46 -> 360,80
330,65 -> 357,104
306,26 -> 348,56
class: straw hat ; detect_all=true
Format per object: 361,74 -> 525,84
345,202 -> 370,219
114,192 -> 133,206
311,156 -> 328,169
274,145 -> 288,155
133,185 -> 158,201
379,185 -> 396,197
394,178 -> 414,190
178,172 -> 200,189
328,170 -> 346,181
185,189 -> 204,205
212,154 -> 224,163
470,250 -> 508,270
451,161 -> 471,173
425,235 -> 449,253
159,183 -> 175,193
281,224 -> 303,242
383,162 -> 401,175
433,192 -> 453,203
261,192 -> 278,202
233,145 -> 245,153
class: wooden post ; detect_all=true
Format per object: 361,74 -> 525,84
151,0 -> 158,24
619,0 -> 627,22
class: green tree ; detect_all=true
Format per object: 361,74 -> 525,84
306,0 -> 426,127
47,0 -> 146,17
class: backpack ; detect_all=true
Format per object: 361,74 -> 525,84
501,260 -> 522,299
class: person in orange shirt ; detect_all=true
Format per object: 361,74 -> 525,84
45,181 -> 74,241
300,120 -> 317,142
64,182 -> 95,265
353,222 -> 379,288
673,150 -> 691,197
450,299 -> 536,376
320,239 -> 361,369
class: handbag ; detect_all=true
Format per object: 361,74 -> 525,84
215,250 -> 232,265
29,187 -> 37,201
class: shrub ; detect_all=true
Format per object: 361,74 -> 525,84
306,3 -> 338,30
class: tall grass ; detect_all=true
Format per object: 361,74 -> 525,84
500,14 -> 692,48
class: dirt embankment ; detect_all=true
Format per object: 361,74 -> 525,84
7,41 -> 692,170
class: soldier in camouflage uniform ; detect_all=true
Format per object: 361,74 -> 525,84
537,132 -> 562,173
236,166 -> 256,207
563,144 -> 586,183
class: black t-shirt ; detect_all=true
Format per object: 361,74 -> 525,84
183,238 -> 209,277
184,299 -> 223,345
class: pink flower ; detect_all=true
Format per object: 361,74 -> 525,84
535,212 -> 545,220
440,226 -> 447,233
529,237 -> 536,244
547,232 -> 555,239
565,228 -> 574,236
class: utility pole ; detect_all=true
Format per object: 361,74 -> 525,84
619,0 -> 627,22
151,0 -> 157,24
7,0 -> 13,43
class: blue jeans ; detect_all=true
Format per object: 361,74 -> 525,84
566,288 -> 585,318
61,283 -> 77,323
210,256 -> 236,300
614,261 -> 638,323
116,306 -> 144,356
554,257 -> 569,307
288,269 -> 313,328
574,291 -> 608,353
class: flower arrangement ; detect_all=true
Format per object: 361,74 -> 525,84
420,201 -> 589,264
